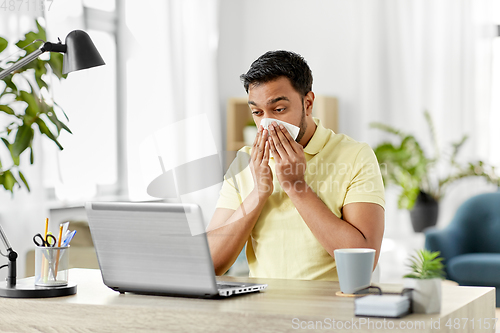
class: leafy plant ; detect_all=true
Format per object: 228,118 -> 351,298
371,111 -> 500,210
403,249 -> 445,279
0,20 -> 70,194
246,118 -> 256,127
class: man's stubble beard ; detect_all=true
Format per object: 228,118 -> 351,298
295,103 -> 307,143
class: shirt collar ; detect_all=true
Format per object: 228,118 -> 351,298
303,117 -> 332,155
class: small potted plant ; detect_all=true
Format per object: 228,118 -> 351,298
243,119 -> 257,146
403,249 -> 445,314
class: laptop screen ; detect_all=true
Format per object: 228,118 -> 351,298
86,202 -> 219,296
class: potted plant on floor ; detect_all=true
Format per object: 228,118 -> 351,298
370,111 -> 500,232
403,249 -> 445,314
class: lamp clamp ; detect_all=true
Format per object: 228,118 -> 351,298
41,41 -> 67,54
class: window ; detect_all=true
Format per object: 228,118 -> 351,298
82,0 -> 115,12
490,33 -> 500,167
42,1 -> 119,202
43,29 -> 117,201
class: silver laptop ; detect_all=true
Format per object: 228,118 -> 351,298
85,201 -> 267,297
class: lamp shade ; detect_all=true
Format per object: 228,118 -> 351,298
62,30 -> 105,74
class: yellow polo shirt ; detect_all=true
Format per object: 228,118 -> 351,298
216,118 -> 385,281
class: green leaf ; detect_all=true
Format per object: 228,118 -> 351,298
46,109 -> 72,134
32,59 -> 49,91
35,74 -> 48,91
403,273 -> 420,279
0,105 -> 15,115
1,138 -> 9,149
403,249 -> 445,279
0,36 -> 7,53
2,137 -> 20,167
17,90 -> 40,117
11,153 -> 20,167
398,186 -> 420,210
2,75 -> 17,93
0,170 -> 17,192
35,118 -> 63,150
424,111 -> 440,160
18,170 -> 30,192
15,20 -> 46,55
450,134 -> 468,164
26,79 -> 37,96
369,122 -> 406,138
12,21 -> 46,78
12,124 -> 34,157
35,20 -> 47,41
36,95 -> 51,114
53,101 -> 69,121
48,52 -> 67,80
15,31 -> 41,54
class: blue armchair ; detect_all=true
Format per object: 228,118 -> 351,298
425,192 -> 500,306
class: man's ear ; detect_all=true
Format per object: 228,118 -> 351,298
304,91 -> 315,116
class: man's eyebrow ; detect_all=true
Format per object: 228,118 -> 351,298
247,96 -> 290,107
267,96 -> 289,105
248,96 -> 290,107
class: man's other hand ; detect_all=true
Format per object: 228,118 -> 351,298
250,125 -> 273,200
268,121 -> 307,193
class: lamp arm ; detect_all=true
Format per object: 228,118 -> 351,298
0,41 -> 69,81
0,225 -> 17,287
0,224 -> 12,251
0,47 -> 45,80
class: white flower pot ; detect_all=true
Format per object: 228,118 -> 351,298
243,126 -> 258,146
403,278 -> 442,314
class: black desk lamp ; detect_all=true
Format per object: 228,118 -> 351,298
0,224 -> 77,298
0,29 -> 103,297
0,29 -> 105,80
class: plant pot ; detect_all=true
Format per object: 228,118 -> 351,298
243,126 -> 258,146
409,191 -> 439,232
403,278 -> 442,314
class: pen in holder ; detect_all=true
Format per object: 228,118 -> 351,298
34,246 -> 70,287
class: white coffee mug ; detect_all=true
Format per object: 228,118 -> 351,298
334,248 -> 375,294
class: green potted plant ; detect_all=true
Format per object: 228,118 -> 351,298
0,20 -> 70,194
370,111 -> 500,232
403,249 -> 445,314
243,118 -> 257,146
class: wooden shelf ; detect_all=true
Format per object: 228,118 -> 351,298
226,97 -> 253,151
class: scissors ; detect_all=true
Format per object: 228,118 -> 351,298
33,233 -> 57,247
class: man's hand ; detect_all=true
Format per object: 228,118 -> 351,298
250,126 -> 273,200
268,121 -> 307,193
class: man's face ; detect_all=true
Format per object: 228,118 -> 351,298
248,76 -> 307,143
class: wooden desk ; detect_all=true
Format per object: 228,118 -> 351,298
0,269 -> 495,332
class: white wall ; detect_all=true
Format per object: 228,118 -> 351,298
218,0 -> 369,142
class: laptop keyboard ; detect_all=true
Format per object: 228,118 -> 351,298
217,283 -> 246,289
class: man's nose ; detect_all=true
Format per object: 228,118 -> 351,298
257,114 -> 276,127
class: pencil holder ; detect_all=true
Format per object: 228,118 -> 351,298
34,246 -> 70,286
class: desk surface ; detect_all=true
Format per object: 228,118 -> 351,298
0,269 -> 495,332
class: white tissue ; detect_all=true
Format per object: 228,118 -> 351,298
260,118 -> 300,141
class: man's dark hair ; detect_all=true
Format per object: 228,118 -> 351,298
240,50 -> 313,97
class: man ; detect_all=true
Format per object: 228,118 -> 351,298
207,50 -> 385,280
